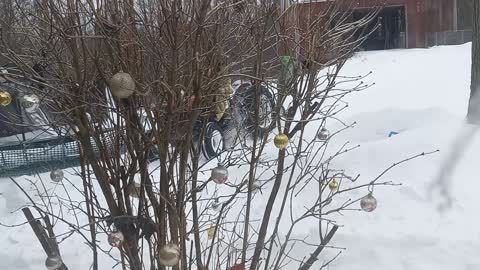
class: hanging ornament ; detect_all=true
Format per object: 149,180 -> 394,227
108,231 -> 125,247
130,183 -> 142,198
0,90 -> 11,106
274,133 -> 289,149
317,127 -> 330,141
109,71 -> 135,98
50,169 -> 64,182
328,179 -> 339,192
45,253 -> 63,270
252,179 -> 261,193
159,243 -> 181,266
207,224 -> 216,240
211,163 -> 228,184
211,198 -> 221,211
229,263 -> 245,270
360,193 -> 377,212
21,94 -> 40,113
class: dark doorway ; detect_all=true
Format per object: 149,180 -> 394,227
353,6 -> 407,50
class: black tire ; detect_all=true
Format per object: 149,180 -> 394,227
202,121 -> 225,159
237,85 -> 276,137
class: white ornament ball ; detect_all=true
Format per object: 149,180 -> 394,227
45,253 -> 63,270
22,94 -> 40,113
159,243 -> 180,266
109,72 -> 135,98
50,169 -> 64,182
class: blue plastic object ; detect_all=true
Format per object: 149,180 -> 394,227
388,131 -> 399,137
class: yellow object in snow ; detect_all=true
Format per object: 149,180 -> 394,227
0,90 -> 12,106
274,133 -> 289,149
207,225 -> 216,240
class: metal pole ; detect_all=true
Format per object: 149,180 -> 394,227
453,0 -> 458,31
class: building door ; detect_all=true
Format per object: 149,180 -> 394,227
353,6 -> 407,50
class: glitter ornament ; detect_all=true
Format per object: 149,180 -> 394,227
207,225 -> 216,240
317,127 -> 330,141
274,133 -> 289,149
50,169 -> 64,182
211,164 -> 228,184
109,72 -> 135,98
207,225 -> 215,240
360,193 -> 377,212
328,179 -> 339,192
45,253 -> 63,270
22,94 -> 40,113
252,180 -> 261,192
0,90 -> 11,106
159,243 -> 180,266
108,231 -> 124,247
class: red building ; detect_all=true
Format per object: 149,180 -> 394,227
287,0 -> 472,50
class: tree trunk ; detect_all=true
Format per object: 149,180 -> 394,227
467,1 -> 480,123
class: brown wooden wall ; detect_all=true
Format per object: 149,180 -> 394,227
292,0 -> 459,49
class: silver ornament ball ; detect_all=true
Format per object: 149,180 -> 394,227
45,253 -> 63,270
108,231 -> 125,247
317,127 -> 330,141
211,164 -> 228,184
22,94 -> 40,113
109,72 -> 135,99
252,180 -> 261,192
50,169 -> 64,182
159,243 -> 180,266
360,193 -> 377,212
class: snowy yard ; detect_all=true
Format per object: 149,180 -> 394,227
1,43 -> 478,270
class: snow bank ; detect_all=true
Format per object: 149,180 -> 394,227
1,43 -> 478,270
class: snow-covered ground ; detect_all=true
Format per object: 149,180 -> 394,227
1,43 -> 478,270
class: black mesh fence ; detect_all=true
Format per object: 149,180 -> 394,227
0,131 -> 117,178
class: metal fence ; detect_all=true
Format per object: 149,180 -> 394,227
0,131 -> 117,177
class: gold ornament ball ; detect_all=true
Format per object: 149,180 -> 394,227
328,179 -> 339,192
207,225 -> 216,240
274,133 -> 289,149
0,90 -> 12,106
109,72 -> 135,98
